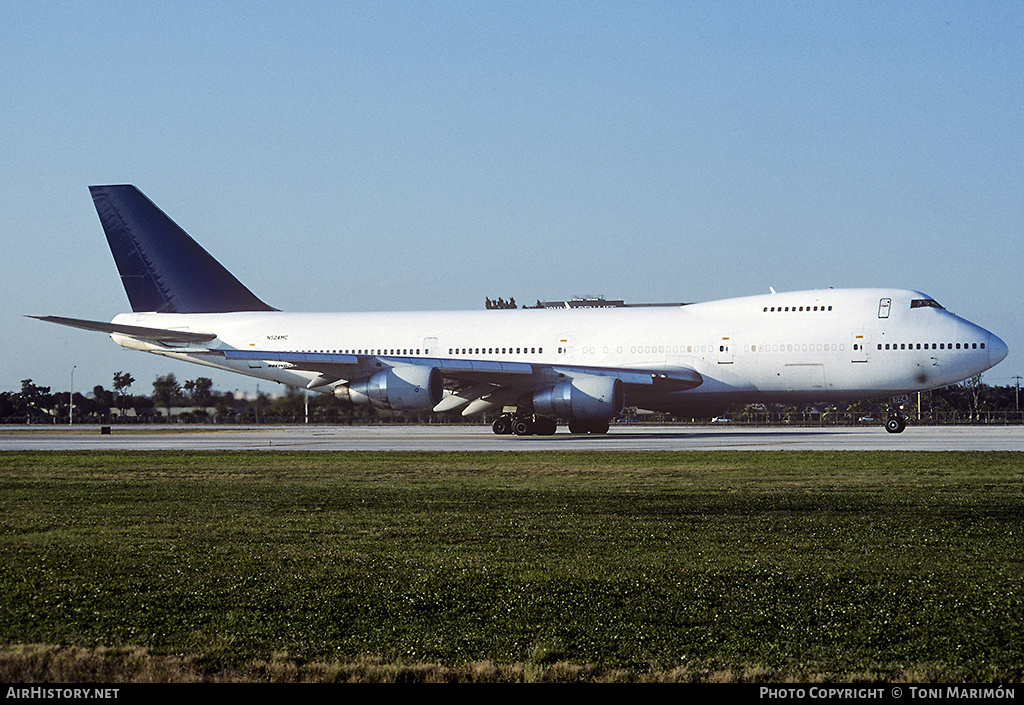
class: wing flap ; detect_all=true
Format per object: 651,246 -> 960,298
221,349 -> 361,366
553,365 -> 703,390
219,350 -> 535,376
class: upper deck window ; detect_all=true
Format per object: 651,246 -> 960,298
911,299 -> 944,310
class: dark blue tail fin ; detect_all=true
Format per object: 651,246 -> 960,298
89,185 -> 276,313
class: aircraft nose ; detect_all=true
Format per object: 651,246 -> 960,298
988,333 -> 1009,368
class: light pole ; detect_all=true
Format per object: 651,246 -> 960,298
69,366 -> 76,425
1014,376 -> 1021,419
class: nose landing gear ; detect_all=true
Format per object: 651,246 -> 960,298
885,414 -> 907,434
885,398 -> 909,434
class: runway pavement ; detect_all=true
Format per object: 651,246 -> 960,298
3,424 -> 1024,451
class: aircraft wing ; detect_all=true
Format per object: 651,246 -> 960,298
213,349 -> 703,410
217,349 -> 536,389
221,349 -> 701,385
27,315 -> 217,344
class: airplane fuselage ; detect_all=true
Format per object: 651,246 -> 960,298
110,287 -> 1006,418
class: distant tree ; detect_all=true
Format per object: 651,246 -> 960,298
486,296 -> 519,310
92,385 -> 114,412
0,391 -> 15,419
113,371 -> 135,416
266,389 -> 306,421
152,374 -> 181,419
18,379 -> 51,419
248,391 -> 271,422
184,377 -> 214,407
961,374 -> 983,422
113,371 -> 134,394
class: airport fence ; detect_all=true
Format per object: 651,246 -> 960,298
703,410 -> 1024,427
2,411 -> 1022,427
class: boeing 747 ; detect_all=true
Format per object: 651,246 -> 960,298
32,185 -> 1008,435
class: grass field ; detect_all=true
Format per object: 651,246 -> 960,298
0,450 -> 1021,682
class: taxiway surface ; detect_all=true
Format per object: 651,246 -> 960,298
2,424 -> 1023,451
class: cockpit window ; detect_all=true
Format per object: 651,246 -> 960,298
911,299 -> 944,310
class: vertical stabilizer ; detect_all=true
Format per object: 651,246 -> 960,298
89,185 -> 276,313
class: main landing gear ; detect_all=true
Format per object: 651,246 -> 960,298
492,414 -> 557,436
491,414 -> 611,436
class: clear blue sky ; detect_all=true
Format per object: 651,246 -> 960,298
2,1 -> 1021,399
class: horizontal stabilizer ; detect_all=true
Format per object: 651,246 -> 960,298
27,315 -> 217,343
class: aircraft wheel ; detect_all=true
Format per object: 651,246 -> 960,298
534,417 -> 557,435
568,420 -> 589,434
492,416 -> 513,435
589,419 -> 610,434
885,416 -> 906,434
512,418 -> 533,436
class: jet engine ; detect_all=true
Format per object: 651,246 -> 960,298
335,365 -> 443,410
532,374 -> 624,421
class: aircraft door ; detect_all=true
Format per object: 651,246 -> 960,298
851,332 -> 868,363
556,333 -> 575,362
718,336 -> 733,364
878,298 -> 891,318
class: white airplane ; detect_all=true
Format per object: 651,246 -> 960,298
33,185 -> 1008,435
